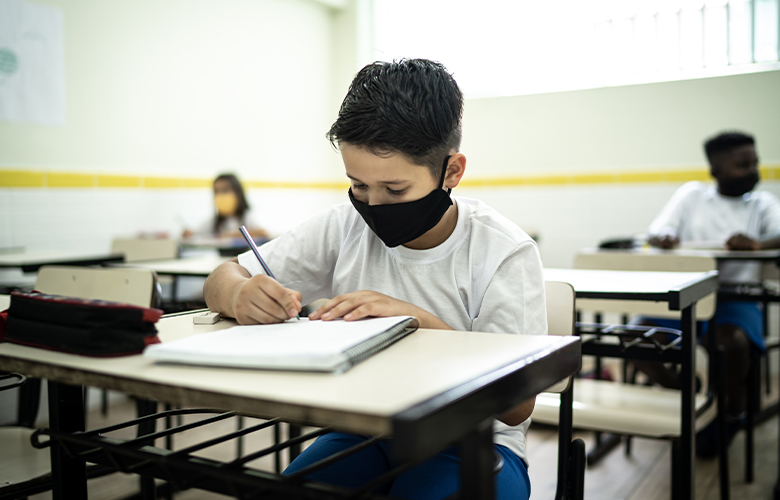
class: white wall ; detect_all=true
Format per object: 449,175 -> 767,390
1,1 -> 779,272
0,0 -> 349,257
457,70 -> 780,267
0,0 -> 341,179
461,70 -> 780,175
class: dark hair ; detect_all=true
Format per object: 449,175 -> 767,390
213,173 -> 250,234
704,131 -> 755,165
326,58 -> 464,179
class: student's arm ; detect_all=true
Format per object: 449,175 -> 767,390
204,258 -> 302,324
469,242 -> 545,427
727,231 -> 780,250
309,291 -> 453,330
648,234 -> 680,249
725,233 -> 761,250
498,398 -> 535,426
759,232 -> 780,249
646,182 -> 697,248
727,194 -> 780,250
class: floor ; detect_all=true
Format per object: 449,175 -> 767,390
19,379 -> 779,500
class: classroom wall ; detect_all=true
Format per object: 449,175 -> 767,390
456,69 -> 780,268
1,0 -> 779,273
0,0 -> 346,256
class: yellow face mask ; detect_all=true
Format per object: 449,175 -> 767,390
214,192 -> 238,216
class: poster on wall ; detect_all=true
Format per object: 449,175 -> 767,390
0,0 -> 65,125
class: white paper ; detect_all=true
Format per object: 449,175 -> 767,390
0,0 -> 65,125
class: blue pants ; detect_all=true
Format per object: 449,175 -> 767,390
283,432 -> 531,500
643,300 -> 765,351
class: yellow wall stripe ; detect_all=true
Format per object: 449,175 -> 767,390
98,174 -> 141,188
0,170 -> 46,187
46,172 -> 97,188
1,165 -> 779,189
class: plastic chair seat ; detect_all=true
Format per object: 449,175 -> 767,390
0,427 -> 50,484
533,379 -> 717,438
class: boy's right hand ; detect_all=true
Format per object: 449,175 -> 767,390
230,274 -> 302,325
649,234 -> 679,249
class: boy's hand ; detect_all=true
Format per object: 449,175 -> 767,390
230,274 -> 302,325
310,291 -> 409,321
648,234 -> 679,249
309,291 -> 452,330
726,233 -> 760,251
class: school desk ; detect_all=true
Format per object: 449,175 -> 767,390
108,255 -> 230,278
0,249 -> 125,273
576,247 -> 780,487
577,246 -> 780,267
181,236 -> 270,257
0,310 -> 580,500
107,255 -> 230,305
543,267 -> 718,500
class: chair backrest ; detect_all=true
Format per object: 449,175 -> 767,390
35,266 -> 157,308
110,238 -> 180,263
544,281 -> 576,393
573,251 -> 717,320
762,261 -> 780,281
545,281 -> 575,337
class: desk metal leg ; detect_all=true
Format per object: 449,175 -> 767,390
48,381 -> 87,500
772,260 -> 780,499
676,304 -> 696,500
460,418 -> 495,500
136,399 -> 159,500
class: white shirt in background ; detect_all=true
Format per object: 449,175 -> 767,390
237,196 -> 548,464
196,209 -> 263,237
648,181 -> 780,283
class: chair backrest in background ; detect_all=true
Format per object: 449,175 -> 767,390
544,280 -> 576,393
573,251 -> 717,320
111,238 -> 180,263
35,266 -> 157,308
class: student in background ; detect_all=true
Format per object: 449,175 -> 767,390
204,58 -> 545,500
182,173 -> 269,239
644,131 -> 780,456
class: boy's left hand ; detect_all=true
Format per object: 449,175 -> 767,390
310,291 -> 411,321
726,233 -> 760,250
310,291 -> 452,330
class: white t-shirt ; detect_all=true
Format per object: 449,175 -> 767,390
237,196 -> 547,464
196,209 -> 263,236
648,181 -> 780,283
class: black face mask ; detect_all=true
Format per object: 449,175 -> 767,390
718,170 -> 760,197
349,156 -> 453,248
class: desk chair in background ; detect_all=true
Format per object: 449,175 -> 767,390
541,280 -> 586,500
0,265 -> 162,499
110,238 -> 180,306
716,259 -> 780,483
0,372 -> 51,500
576,250 -> 773,485
534,253 -> 730,500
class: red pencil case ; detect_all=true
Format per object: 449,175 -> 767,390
0,291 -> 163,357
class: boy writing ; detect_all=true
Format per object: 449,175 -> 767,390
204,59 -> 546,499
645,131 -> 780,456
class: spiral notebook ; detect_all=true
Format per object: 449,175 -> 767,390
143,316 -> 418,373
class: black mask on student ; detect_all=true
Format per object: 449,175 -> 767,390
349,156 -> 453,248
718,170 -> 760,197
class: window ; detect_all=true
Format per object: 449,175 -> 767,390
368,0 -> 780,98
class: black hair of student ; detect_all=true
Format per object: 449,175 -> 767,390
704,131 -> 755,165
213,173 -> 250,234
326,58 -> 464,179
